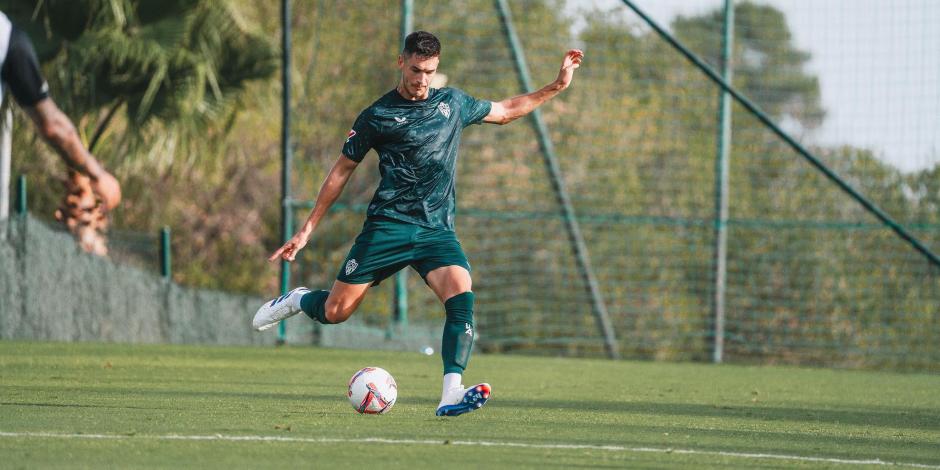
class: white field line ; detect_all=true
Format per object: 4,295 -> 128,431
1,431 -> 938,469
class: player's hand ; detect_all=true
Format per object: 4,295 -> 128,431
268,232 -> 310,263
555,49 -> 583,90
91,170 -> 122,211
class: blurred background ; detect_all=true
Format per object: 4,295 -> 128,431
1,0 -> 937,369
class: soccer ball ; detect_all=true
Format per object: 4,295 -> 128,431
347,367 -> 398,414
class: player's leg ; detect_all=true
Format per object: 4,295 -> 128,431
253,216 -> 414,331
426,265 -> 476,381
255,278 -> 385,332
300,280 -> 371,324
252,280 -> 371,331
424,266 -> 491,416
415,227 -> 491,416
426,265 -> 475,380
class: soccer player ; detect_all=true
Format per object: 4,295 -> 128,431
0,11 -> 121,211
253,31 -> 582,416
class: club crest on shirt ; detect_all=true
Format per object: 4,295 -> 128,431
346,129 -> 356,143
437,102 -> 451,118
345,259 -> 358,275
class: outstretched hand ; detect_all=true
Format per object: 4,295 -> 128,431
268,231 -> 310,262
555,49 -> 584,90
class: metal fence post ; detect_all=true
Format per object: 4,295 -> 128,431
160,226 -> 172,280
391,0 -> 413,334
400,0 -> 413,50
15,174 -> 26,215
712,0 -> 734,363
278,0 -> 293,345
0,108 -> 11,222
495,0 -> 620,359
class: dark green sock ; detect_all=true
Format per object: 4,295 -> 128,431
441,291 -> 475,375
300,290 -> 333,324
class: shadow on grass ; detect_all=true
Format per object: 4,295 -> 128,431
494,397 -> 940,432
0,389 -> 343,412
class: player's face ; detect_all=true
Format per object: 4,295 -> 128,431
397,53 -> 439,100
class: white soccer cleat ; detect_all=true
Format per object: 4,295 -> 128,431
252,287 -> 311,331
435,383 -> 491,417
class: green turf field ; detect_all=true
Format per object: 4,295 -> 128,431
1,341 -> 938,469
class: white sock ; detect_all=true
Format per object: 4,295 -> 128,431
439,373 -> 463,406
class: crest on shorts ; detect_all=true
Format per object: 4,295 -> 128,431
345,259 -> 359,275
437,102 -> 451,118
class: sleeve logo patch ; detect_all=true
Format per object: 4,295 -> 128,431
346,129 -> 357,143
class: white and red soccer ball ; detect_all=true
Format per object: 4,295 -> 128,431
347,367 -> 398,414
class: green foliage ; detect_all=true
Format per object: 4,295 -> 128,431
4,0 -> 278,291
3,0 -> 276,129
673,1 -> 825,130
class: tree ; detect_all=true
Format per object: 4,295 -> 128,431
673,1 -> 825,132
2,0 -> 276,254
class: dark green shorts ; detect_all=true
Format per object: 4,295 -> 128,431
336,216 -> 471,286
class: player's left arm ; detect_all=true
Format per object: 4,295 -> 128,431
483,49 -> 583,125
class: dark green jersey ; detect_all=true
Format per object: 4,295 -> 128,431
342,87 -> 491,231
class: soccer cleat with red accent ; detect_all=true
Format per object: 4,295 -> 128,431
435,383 -> 491,417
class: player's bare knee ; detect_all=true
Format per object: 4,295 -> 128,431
322,306 -> 346,324
324,299 -> 355,324
324,311 -> 349,324
443,279 -> 471,303
443,289 -> 472,303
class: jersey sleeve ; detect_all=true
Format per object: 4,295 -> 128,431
341,109 -> 377,162
2,27 -> 50,107
454,88 -> 492,127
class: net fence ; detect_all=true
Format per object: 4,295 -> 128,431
0,215 -> 277,346
280,0 -> 939,369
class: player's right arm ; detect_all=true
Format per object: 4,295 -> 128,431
268,155 -> 360,262
24,97 -> 123,210
3,23 -> 121,210
271,109 -> 375,262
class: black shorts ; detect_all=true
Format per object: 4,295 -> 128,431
2,26 -> 49,107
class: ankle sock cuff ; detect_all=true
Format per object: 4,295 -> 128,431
444,291 -> 474,313
300,290 -> 332,324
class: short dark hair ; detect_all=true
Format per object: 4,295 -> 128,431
402,31 -> 441,58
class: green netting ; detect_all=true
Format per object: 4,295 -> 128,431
0,214 -> 438,351
0,216 -> 270,345
283,0 -> 939,369
37,222 -> 163,274
107,229 -> 163,274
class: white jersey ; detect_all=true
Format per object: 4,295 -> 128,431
0,11 -> 13,106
